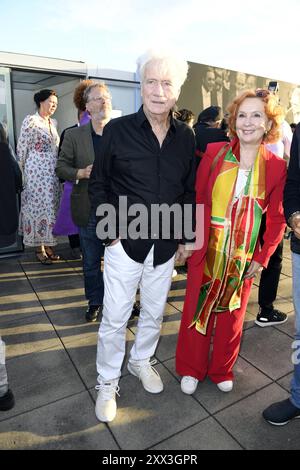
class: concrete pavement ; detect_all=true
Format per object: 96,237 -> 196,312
0,240 -> 299,450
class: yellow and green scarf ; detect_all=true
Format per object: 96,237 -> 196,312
191,144 -> 266,335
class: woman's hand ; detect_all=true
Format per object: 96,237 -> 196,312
244,260 -> 263,279
175,244 -> 193,264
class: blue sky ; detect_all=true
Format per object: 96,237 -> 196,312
1,0 -> 300,84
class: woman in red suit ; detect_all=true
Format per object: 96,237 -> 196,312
176,89 -> 287,394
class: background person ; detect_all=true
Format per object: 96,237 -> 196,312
0,122 -> 22,249
263,122 -> 300,425
255,114 -> 293,327
193,106 -> 229,167
0,336 -> 15,412
17,89 -> 60,264
176,89 -> 286,396
175,108 -> 195,128
53,79 -> 94,260
56,83 -> 111,322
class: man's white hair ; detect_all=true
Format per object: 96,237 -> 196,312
136,49 -> 189,92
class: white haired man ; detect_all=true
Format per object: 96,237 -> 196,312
89,50 -> 196,422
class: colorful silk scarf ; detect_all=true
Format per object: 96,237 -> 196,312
191,143 -> 266,335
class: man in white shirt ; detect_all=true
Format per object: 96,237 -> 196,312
199,67 -> 217,112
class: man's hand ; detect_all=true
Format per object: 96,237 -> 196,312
244,260 -> 263,279
290,214 -> 300,239
76,164 -> 93,180
175,244 -> 193,264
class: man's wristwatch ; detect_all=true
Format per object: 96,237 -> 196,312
103,239 -> 115,247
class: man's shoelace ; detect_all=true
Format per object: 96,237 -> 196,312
136,359 -> 161,378
95,383 -> 120,400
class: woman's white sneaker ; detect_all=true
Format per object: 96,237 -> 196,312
217,380 -> 233,392
181,376 -> 199,394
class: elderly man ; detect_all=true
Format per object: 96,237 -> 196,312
56,83 -> 112,322
263,123 -> 300,425
89,50 -> 196,422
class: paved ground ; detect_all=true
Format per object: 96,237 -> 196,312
0,240 -> 299,450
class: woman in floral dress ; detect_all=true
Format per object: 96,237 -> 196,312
17,89 -> 61,264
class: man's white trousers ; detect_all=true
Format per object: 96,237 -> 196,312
96,242 -> 175,382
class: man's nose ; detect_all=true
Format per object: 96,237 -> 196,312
153,82 -> 164,94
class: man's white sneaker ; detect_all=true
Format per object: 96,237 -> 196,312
217,380 -> 233,392
95,379 -> 120,422
127,359 -> 163,394
181,376 -> 199,395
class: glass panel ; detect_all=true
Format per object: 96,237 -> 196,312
0,68 -> 14,150
0,68 -> 23,257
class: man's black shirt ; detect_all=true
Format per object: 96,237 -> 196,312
91,126 -> 103,159
89,106 -> 196,266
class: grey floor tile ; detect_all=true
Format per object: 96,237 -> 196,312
65,328 -> 135,388
0,391 -> 118,450
0,278 -> 36,297
162,357 -> 272,414
243,312 -> 256,330
274,313 -> 296,337
47,306 -> 94,329
243,286 -> 259,316
91,365 -> 208,450
273,297 -> 295,314
0,302 -> 45,327
2,315 -> 62,360
215,383 -> 300,450
155,318 -> 181,362
28,272 -> 84,293
281,263 -> 293,277
0,347 -> 85,422
277,277 -> 293,300
0,259 -> 23,274
151,417 -> 242,450
239,326 -> 294,380
277,372 -> 293,392
167,300 -> 184,312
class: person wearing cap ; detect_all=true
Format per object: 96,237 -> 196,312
193,106 -> 229,167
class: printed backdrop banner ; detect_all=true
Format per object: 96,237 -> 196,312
178,62 -> 300,124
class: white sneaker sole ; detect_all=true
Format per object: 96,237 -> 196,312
181,385 -> 198,395
255,317 -> 288,328
265,415 -> 300,426
127,363 -> 164,394
217,381 -> 233,392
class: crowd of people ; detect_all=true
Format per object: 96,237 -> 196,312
0,50 -> 300,430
